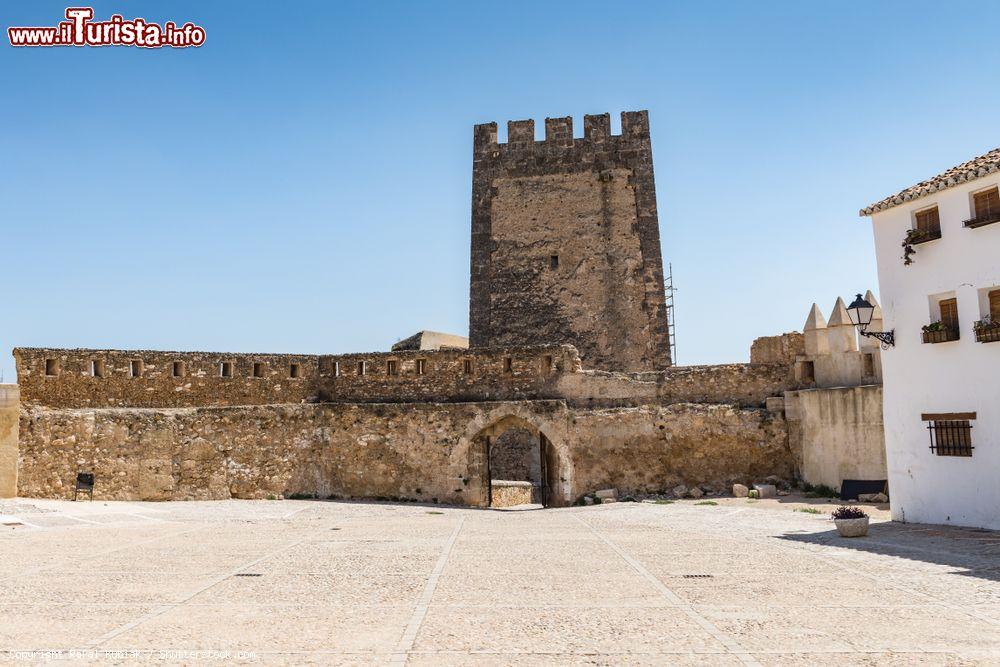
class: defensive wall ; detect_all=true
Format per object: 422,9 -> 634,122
11,345 -> 800,504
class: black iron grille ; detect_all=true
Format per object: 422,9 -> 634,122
928,420 -> 974,457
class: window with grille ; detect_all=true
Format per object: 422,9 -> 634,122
923,413 -> 975,457
914,206 -> 940,236
415,359 -> 426,375
973,187 -> 1000,220
387,360 -> 398,376
463,359 -> 473,375
990,289 -> 1000,320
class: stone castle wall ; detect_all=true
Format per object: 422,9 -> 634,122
13,343 -> 801,505
569,403 -> 792,497
469,111 -> 671,372
17,346 -> 795,410
17,399 -> 791,505
750,332 -> 805,365
555,363 -> 797,408
317,345 -> 578,404
14,349 -> 321,409
15,345 -> 580,409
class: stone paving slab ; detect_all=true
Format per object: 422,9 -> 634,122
0,497 -> 997,665
413,606 -> 729,654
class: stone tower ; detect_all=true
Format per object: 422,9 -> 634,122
469,111 -> 671,371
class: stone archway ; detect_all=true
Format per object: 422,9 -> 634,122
467,414 -> 564,508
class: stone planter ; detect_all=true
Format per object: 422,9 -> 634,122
834,517 -> 869,538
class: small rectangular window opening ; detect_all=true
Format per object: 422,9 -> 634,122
90,359 -> 105,378
799,360 -> 815,383
130,360 -> 143,378
252,362 -> 264,378
550,255 -> 559,269
220,361 -> 233,378
357,361 -> 366,376
387,360 -> 398,376
862,353 -> 875,377
289,363 -> 300,379
44,358 -> 60,376
415,359 -> 426,375
924,413 -> 975,457
172,361 -> 185,378
504,357 -> 513,374
463,359 -> 473,375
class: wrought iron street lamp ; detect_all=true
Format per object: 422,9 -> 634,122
846,293 -> 894,348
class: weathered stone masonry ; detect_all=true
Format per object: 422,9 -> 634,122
14,344 -> 799,505
470,112 -> 671,372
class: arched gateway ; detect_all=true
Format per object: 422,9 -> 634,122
467,414 -> 566,508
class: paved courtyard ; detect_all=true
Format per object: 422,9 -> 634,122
0,497 -> 998,665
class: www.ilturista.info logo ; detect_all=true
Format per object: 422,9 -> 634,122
8,7 -> 205,48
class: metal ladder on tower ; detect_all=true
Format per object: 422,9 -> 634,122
665,262 -> 677,365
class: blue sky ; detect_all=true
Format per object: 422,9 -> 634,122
3,1 -> 1000,381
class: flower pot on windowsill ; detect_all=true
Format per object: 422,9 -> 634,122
834,517 -> 870,537
974,318 -> 1000,344
921,322 -> 959,344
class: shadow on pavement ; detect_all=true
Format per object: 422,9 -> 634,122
778,520 -> 1000,583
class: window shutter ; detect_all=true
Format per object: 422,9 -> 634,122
974,187 -> 1000,218
939,298 -> 959,329
915,207 -> 940,234
990,289 -> 1000,320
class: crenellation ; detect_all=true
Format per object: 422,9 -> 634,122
506,119 -> 535,147
473,121 -> 498,156
583,113 -> 611,142
544,116 -> 573,146
620,109 -> 650,140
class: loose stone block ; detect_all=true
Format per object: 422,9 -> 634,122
753,484 -> 777,499
732,483 -> 749,498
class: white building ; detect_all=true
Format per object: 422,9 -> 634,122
861,148 -> 1000,530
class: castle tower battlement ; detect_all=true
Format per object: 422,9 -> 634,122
473,111 -> 651,156
470,111 -> 671,372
